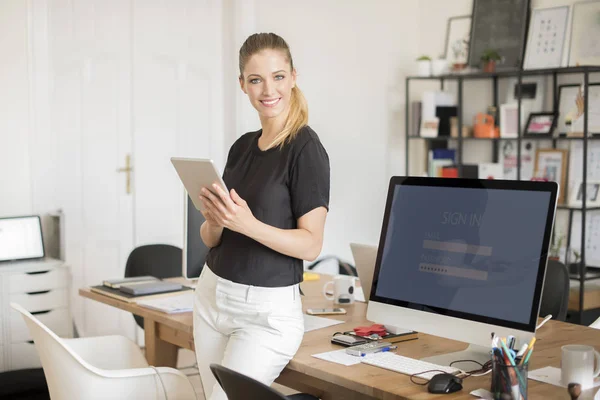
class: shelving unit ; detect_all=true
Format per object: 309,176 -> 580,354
405,66 -> 600,322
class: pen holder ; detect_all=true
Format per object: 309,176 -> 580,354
491,359 -> 528,400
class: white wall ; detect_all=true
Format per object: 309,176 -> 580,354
0,1 -> 32,216
238,0 -> 420,265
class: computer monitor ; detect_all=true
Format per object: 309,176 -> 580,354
0,215 -> 45,262
367,177 -> 557,368
182,191 -> 209,279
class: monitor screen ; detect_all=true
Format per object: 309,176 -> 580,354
0,216 -> 45,262
183,193 -> 209,279
371,178 -> 556,333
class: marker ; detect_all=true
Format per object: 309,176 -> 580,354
515,343 -> 528,363
522,345 -> 535,365
519,337 -> 536,366
507,335 -> 516,350
500,339 -> 527,394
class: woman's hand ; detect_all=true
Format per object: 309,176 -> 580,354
200,184 -> 258,236
199,205 -> 221,228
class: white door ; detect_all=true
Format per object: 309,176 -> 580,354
50,0 -> 225,339
132,0 -> 224,247
50,0 -> 135,339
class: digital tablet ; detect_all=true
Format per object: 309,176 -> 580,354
170,157 -> 229,211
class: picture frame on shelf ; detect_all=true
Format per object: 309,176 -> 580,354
468,0 -> 530,70
499,103 -> 520,138
557,83 -> 600,136
534,148 -> 569,204
444,15 -> 471,71
569,180 -> 600,207
524,112 -> 557,137
568,0 -> 600,67
523,5 -> 570,69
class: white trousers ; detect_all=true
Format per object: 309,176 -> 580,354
193,266 -> 304,400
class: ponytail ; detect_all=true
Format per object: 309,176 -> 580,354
266,85 -> 309,150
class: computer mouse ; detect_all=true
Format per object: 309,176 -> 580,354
427,373 -> 463,394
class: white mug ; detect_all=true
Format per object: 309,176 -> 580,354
323,275 -> 356,305
561,344 -> 600,390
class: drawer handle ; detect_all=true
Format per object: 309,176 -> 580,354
31,310 -> 51,316
26,270 -> 51,275
26,290 -> 50,295
26,340 -> 34,344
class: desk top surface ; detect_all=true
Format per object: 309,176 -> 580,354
80,274 -> 600,400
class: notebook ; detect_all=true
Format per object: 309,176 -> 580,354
103,276 -> 158,289
90,284 -> 192,303
119,281 -> 182,296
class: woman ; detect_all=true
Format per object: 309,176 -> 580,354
193,32 -> 330,400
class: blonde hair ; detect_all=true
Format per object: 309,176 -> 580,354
239,33 -> 308,149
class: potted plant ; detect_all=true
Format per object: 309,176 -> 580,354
568,249 -> 582,276
451,39 -> 468,71
549,232 -> 565,261
431,55 -> 448,76
480,49 -> 501,73
416,55 -> 432,77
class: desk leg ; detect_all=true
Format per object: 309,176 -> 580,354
144,319 -> 178,367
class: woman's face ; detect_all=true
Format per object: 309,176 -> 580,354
240,49 -> 296,120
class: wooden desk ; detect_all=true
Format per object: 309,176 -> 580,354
80,277 -> 600,399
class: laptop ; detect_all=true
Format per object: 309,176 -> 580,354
350,243 -> 378,303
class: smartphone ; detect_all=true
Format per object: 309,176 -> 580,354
306,308 -> 347,315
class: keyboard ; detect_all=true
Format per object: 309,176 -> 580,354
360,352 -> 462,380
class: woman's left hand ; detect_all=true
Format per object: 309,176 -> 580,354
200,184 -> 258,236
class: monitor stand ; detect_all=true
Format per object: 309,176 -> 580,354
421,344 -> 491,372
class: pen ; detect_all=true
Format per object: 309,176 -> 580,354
359,345 -> 397,357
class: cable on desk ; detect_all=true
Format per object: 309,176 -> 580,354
409,359 -> 493,385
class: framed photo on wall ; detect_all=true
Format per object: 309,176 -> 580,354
523,5 -> 570,69
568,0 -> 600,67
534,148 -> 569,204
569,180 -> 600,207
444,15 -> 471,68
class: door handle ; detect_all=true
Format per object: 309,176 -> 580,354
117,154 -> 133,194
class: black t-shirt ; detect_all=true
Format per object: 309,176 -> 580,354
206,125 -> 330,287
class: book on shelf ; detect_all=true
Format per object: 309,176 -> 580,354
428,148 -> 456,177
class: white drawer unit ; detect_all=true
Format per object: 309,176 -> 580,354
0,258 -> 71,371
10,308 -> 71,342
9,268 -> 68,293
10,289 -> 69,313
10,342 -> 42,370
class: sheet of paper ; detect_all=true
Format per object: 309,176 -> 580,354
303,314 -> 344,332
136,292 -> 194,313
312,349 -> 362,366
529,366 -> 600,388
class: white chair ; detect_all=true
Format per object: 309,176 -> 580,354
590,317 -> 600,329
10,302 -> 198,400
